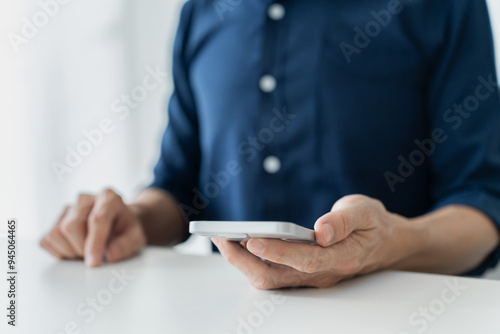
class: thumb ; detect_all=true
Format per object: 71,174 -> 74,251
314,211 -> 356,247
106,226 -> 146,263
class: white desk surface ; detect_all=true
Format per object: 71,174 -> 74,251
2,240 -> 500,334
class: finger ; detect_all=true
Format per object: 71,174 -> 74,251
40,239 -> 63,259
60,195 -> 95,257
106,226 -> 146,263
42,228 -> 78,259
39,206 -> 70,259
85,189 -> 122,268
213,238 -> 302,289
56,205 -> 71,224
246,238 -> 332,274
213,238 -> 269,278
314,210 -> 362,247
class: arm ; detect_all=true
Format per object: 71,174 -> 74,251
213,196 -> 500,290
420,0 -> 500,275
393,206 -> 499,275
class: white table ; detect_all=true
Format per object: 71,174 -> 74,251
2,240 -> 500,334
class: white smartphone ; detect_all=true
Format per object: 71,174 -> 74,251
189,221 -> 316,244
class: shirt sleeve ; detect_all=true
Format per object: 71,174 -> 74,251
427,0 -> 500,275
149,1 -> 200,215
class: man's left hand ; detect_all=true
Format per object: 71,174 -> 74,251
212,194 -> 418,289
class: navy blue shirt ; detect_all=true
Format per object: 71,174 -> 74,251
151,0 -> 500,274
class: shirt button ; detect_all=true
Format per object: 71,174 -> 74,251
263,156 -> 281,174
259,75 -> 277,93
268,3 -> 285,21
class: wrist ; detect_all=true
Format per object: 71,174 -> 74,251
386,213 -> 431,270
128,203 -> 146,224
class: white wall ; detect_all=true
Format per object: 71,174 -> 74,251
488,0 -> 500,76
0,0 -> 185,238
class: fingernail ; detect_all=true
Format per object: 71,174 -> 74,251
248,239 -> 264,255
322,224 -> 334,245
85,254 -> 98,268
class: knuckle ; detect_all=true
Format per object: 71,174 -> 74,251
302,254 -> 322,274
340,214 -> 351,234
90,211 -> 107,225
56,205 -> 71,224
46,230 -> 59,243
340,194 -> 367,206
339,195 -> 357,205
252,275 -> 273,290
338,258 -> 361,275
371,198 -> 384,207
59,219 -> 76,234
370,198 -> 386,214
302,247 -> 332,274
351,258 -> 362,272
331,212 -> 351,236
103,188 -> 121,201
58,222 -> 69,235
104,193 -> 124,209
103,188 -> 115,195
77,194 -> 92,205
273,248 -> 286,263
42,234 -> 53,244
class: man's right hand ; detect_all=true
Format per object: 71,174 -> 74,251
40,188 -> 147,268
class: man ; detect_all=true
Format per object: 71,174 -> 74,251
41,0 -> 500,289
